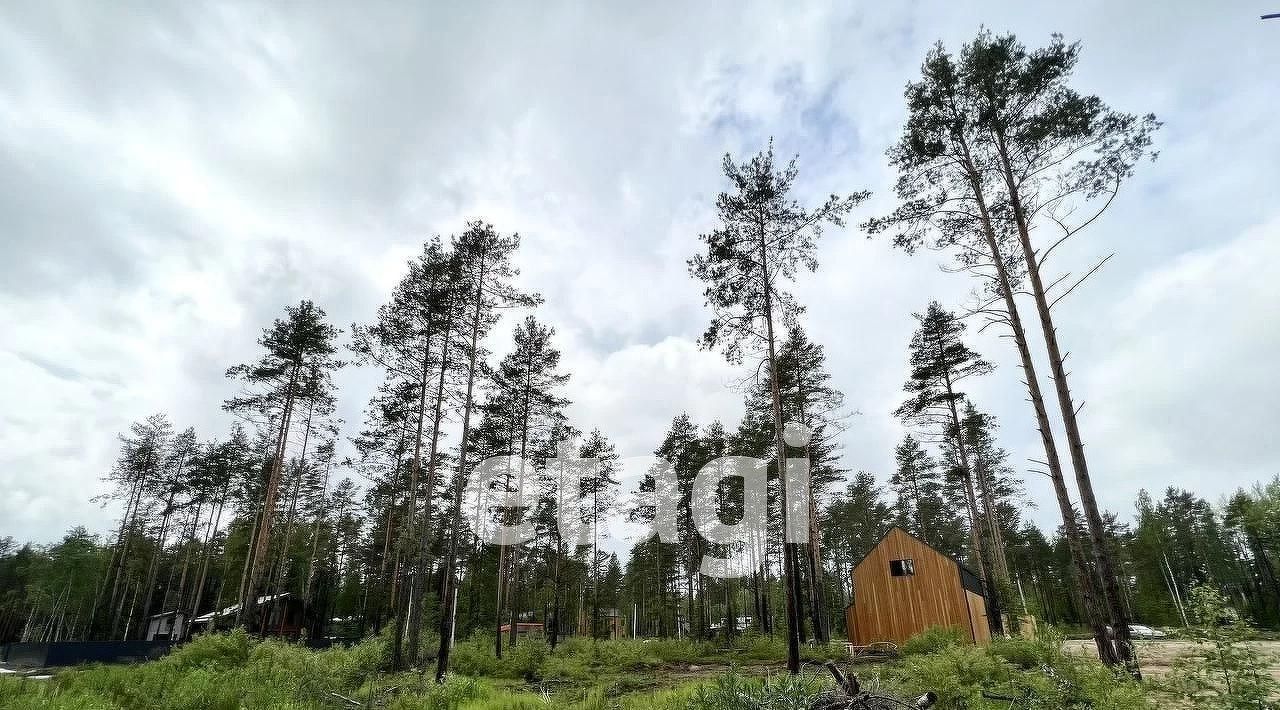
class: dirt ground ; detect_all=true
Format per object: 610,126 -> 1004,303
1064,639 -> 1280,679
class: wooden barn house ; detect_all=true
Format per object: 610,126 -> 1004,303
845,527 -> 990,647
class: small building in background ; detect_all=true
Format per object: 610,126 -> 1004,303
577,608 -> 627,640
845,527 -> 991,647
187,593 -> 307,638
497,622 -> 545,639
144,610 -> 187,641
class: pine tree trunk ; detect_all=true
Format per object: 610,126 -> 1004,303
804,499 -> 826,642
269,405 -> 317,632
191,481 -> 228,622
505,365 -> 535,650
757,214 -> 802,674
304,463 -> 332,607
955,140 -> 1116,665
241,367 -> 300,628
139,490 -> 177,636
407,318 -> 454,665
436,257 -> 490,683
393,338 -> 433,670
992,134 -> 1137,676
106,458 -> 152,638
235,498 -> 264,630
941,378 -> 1000,634
974,453 -> 1011,583
549,539 -> 563,648
172,502 -> 202,621
94,473 -> 144,638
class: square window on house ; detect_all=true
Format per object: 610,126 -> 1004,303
890,558 -> 915,576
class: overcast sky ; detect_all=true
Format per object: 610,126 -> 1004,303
2,2 -> 1277,550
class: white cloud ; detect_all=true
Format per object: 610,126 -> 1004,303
1,1 -> 1278,546
1082,217 -> 1280,507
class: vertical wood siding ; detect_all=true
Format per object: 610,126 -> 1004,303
849,528 -> 987,646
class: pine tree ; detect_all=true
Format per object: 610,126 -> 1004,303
688,141 -> 866,674
961,32 -> 1158,674
223,300 -> 344,630
93,413 -> 172,639
889,435 -> 962,556
775,325 -> 846,642
572,430 -> 617,640
136,426 -> 197,637
436,221 -> 539,681
484,314 -> 570,655
351,238 -> 464,667
865,35 -> 1121,667
895,301 -> 1004,630
187,425 -> 252,626
1224,482 -> 1280,626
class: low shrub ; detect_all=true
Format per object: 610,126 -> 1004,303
901,625 -> 968,656
447,634 -> 504,678
503,638 -> 548,681
688,670 -> 824,710
383,675 -> 487,710
162,629 -> 253,671
888,629 -> 1150,710
986,635 -> 1053,670
894,643 -> 1016,707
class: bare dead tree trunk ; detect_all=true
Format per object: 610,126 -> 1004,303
992,133 -> 1137,675
955,140 -> 1116,665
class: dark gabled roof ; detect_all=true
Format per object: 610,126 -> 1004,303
851,526 -> 987,598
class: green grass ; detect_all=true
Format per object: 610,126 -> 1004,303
0,628 -> 1157,709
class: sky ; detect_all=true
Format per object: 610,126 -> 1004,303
1,2 -> 1278,552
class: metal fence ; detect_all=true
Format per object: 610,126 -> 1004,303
1,641 -> 174,668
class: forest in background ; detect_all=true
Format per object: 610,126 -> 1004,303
2,30 -> 1279,687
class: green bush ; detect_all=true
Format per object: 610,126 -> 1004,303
162,629 -> 253,671
383,675 -> 487,710
901,625 -> 968,656
503,639 -> 548,681
688,670 -> 823,710
1164,584 -> 1279,709
987,636 -> 1052,669
888,631 -> 1151,710
894,643 -> 1016,707
0,629 -> 1159,710
1,632 -> 393,710
447,635 -> 504,678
